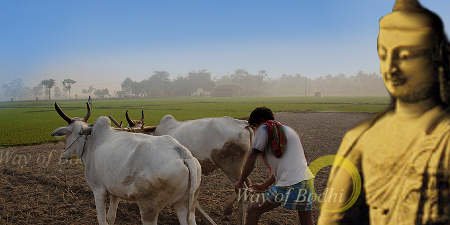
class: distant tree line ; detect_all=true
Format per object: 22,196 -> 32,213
118,69 -> 386,98
268,71 -> 386,97
0,77 -> 112,101
0,70 -> 387,101
119,70 -> 215,98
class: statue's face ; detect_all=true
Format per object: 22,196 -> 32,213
378,12 -> 438,102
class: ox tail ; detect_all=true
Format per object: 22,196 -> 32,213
183,158 -> 218,225
174,140 -> 217,225
183,158 -> 199,225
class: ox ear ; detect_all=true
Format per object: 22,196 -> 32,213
51,127 -> 71,136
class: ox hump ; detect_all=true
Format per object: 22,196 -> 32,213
93,116 -> 112,133
160,114 -> 177,123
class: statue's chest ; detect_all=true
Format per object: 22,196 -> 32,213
360,127 -> 420,173
358,126 -> 427,209
358,126 -> 448,225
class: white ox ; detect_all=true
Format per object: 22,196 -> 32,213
153,114 -> 253,216
51,103 -> 214,225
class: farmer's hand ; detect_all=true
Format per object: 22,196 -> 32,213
251,175 -> 275,192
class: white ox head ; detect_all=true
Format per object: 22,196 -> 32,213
51,102 -> 93,160
125,110 -> 145,129
109,110 -> 156,133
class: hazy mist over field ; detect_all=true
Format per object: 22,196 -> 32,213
1,1 -> 449,101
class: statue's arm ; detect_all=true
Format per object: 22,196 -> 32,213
318,124 -> 370,225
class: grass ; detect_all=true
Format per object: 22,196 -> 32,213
0,96 -> 389,146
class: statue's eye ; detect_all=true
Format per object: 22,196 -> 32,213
398,50 -> 411,60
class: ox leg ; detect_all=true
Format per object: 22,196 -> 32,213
223,192 -> 236,216
174,200 -> 196,225
107,194 -> 120,225
211,145 -> 247,217
138,203 -> 159,225
93,189 -> 109,225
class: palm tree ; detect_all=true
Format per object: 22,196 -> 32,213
41,79 -> 56,100
62,79 -> 76,99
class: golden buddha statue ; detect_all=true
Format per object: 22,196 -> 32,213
318,0 -> 450,224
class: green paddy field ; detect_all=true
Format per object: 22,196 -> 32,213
0,96 -> 388,146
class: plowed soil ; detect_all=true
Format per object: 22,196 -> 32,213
0,112 -> 374,225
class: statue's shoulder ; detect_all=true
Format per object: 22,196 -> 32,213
337,117 -> 375,157
344,116 -> 376,140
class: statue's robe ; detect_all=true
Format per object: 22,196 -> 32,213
318,106 -> 450,225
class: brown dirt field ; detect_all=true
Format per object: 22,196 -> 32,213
0,112 -> 374,225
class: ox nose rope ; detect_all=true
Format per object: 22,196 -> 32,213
64,135 -> 83,152
80,135 -> 88,163
64,134 -> 89,164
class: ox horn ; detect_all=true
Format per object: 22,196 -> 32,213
83,102 -> 91,122
108,115 -> 122,128
54,102 -> 72,124
126,110 -> 136,127
140,109 -> 145,129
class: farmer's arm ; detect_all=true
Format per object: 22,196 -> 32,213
236,125 -> 268,188
236,149 -> 260,187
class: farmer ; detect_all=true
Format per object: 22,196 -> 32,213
235,107 -> 314,225
318,0 -> 450,224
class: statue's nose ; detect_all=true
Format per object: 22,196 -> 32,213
389,65 -> 398,75
384,53 -> 399,79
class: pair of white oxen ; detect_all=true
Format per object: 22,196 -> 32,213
51,101 -> 254,225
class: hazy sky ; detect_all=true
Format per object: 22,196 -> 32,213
1,0 -> 449,92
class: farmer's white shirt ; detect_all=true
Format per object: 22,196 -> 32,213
253,124 -> 314,186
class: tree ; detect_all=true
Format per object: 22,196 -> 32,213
172,76 -> 190,96
41,79 -> 56,100
121,78 -> 134,93
142,71 -> 171,97
32,85 -> 44,100
93,88 -> 110,98
2,79 -> 26,100
229,69 -> 266,96
82,86 -> 95,95
185,70 -> 215,94
121,78 -> 144,97
62,79 -> 76,98
54,86 -> 63,99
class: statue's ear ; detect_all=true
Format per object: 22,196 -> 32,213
51,127 -> 71,136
